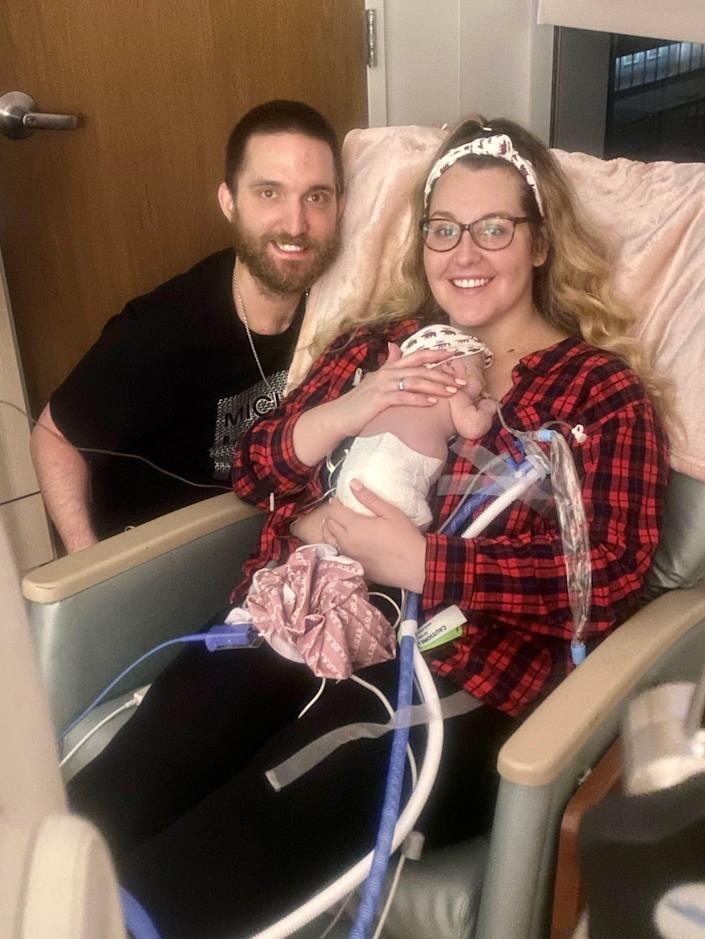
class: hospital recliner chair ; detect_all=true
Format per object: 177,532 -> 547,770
18,468 -> 705,939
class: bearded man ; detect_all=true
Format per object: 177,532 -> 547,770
31,101 -> 344,550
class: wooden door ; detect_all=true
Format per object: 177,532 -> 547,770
0,0 -> 367,414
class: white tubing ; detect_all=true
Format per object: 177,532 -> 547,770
249,646 -> 444,939
462,463 -> 546,539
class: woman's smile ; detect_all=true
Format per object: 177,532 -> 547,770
449,275 -> 492,289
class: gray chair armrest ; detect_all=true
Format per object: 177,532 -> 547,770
498,585 -> 705,787
22,494 -> 264,734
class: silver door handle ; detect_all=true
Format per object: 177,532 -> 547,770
0,91 -> 81,140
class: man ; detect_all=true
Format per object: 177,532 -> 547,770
31,100 -> 344,552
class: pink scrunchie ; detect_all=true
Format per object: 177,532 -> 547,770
246,544 -> 396,680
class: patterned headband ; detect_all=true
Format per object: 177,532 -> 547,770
423,133 -> 545,218
399,324 -> 493,369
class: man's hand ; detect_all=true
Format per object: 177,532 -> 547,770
323,481 -> 426,593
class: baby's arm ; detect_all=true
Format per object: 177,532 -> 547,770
449,390 -> 495,438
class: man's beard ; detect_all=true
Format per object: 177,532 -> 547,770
230,215 -> 340,296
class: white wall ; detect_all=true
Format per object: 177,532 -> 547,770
376,0 -> 554,142
0,249 -> 55,573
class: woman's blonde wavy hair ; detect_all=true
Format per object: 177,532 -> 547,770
313,116 -> 669,416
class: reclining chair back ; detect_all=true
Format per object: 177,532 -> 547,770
0,522 -> 126,939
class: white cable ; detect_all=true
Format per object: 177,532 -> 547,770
368,591 -> 402,631
0,399 -> 230,493
351,674 -> 418,789
370,831 -> 423,938
317,831 -> 408,938
317,893 -> 354,939
59,688 -> 147,769
321,448 -> 351,501
298,679 -> 327,719
248,647 -> 443,939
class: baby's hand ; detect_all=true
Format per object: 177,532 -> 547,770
450,392 -> 496,439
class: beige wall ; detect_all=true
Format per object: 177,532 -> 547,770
0,249 -> 55,573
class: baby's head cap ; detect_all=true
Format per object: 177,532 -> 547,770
400,324 -> 493,368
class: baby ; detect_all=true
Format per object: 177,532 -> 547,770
335,324 -> 495,530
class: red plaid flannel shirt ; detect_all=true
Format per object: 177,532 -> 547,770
232,320 -> 669,715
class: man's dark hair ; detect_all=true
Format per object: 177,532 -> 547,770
224,100 -> 343,196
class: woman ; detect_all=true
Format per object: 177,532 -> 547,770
69,118 -> 669,938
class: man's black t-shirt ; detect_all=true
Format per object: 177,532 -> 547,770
51,248 -> 306,537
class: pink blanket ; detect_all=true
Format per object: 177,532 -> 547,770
290,126 -> 705,482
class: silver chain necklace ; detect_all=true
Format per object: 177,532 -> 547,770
232,267 -> 275,395
231,265 -> 309,404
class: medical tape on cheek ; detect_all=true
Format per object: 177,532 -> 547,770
265,689 -> 481,791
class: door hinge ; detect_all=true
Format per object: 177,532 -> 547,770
366,8 -> 378,68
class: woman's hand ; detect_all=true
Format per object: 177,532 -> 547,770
292,343 -> 464,467
323,481 -> 427,594
332,343 -> 464,438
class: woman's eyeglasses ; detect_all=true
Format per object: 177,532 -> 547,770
420,214 -> 530,252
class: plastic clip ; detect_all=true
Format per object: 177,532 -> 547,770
205,623 -> 262,651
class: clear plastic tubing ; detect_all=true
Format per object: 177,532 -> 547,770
461,456 -> 548,539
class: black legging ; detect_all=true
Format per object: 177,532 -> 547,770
68,641 -> 517,939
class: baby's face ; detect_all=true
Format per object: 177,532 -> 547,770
447,354 -> 482,376
448,357 -> 467,378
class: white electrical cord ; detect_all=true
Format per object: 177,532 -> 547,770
351,674 -> 418,789
295,673 -> 419,789
298,679 -> 328,719
317,894 -> 354,939
368,591 -> 403,631
248,646 -> 443,939
59,688 -> 148,769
